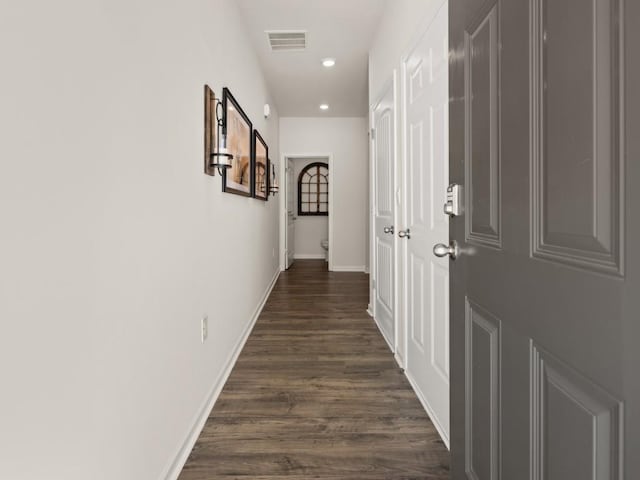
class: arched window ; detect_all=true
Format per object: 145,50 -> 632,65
298,162 -> 328,216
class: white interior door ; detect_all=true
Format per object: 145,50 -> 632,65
285,158 -> 295,269
402,1 -> 450,445
372,78 -> 396,349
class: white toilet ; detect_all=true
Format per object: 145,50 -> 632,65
320,239 -> 329,261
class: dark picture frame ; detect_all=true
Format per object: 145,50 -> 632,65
222,87 -> 252,196
252,130 -> 269,201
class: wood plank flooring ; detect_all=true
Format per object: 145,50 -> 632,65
178,260 -> 450,479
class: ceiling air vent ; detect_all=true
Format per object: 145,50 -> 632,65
266,30 -> 307,51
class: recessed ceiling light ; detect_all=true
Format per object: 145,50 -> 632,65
322,58 -> 336,68
319,104 -> 329,110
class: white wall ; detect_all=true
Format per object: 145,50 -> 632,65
280,117 -> 368,271
292,158 -> 329,259
0,1 -> 279,479
369,0 -> 446,102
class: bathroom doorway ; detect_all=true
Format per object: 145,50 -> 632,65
280,154 -> 333,271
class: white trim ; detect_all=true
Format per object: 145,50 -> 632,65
394,350 -> 405,370
369,101 -> 376,324
293,253 -> 326,260
279,158 -> 286,271
368,104 -> 376,331
162,268 -> 281,480
373,315 -> 394,354
331,265 -> 366,272
404,369 -> 451,450
400,58 -> 409,375
280,153 -> 334,272
390,71 -> 400,359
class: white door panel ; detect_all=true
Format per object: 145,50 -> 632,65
376,238 -> 393,312
372,76 -> 397,349
403,1 -> 450,445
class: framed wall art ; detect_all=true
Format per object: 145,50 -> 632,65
222,87 -> 252,196
253,130 -> 269,201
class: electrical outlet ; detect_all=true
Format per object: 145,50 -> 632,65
201,315 -> 208,343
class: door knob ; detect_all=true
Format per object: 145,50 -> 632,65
433,241 -> 458,259
398,229 -> 411,239
383,226 -> 394,234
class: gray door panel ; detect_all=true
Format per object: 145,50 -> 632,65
450,0 -> 638,478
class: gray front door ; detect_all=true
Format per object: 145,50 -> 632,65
449,0 -> 640,479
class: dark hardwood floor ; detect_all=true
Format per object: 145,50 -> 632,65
178,260 -> 450,479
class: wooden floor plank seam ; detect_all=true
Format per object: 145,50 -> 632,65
178,260 -> 450,479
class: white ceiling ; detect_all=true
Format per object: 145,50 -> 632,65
236,0 -> 388,117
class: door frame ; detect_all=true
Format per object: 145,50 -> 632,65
398,0 -> 451,448
369,71 -> 400,355
279,153 -> 334,271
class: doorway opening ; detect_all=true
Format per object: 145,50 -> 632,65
280,154 -> 334,271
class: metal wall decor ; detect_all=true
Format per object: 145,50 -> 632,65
203,85 -> 217,176
269,162 -> 279,195
205,85 -> 234,176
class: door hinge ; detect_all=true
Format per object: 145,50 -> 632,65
370,128 -> 375,140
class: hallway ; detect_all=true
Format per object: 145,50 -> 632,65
178,260 -> 450,479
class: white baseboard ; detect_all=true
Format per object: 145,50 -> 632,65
330,265 -> 366,272
404,370 -> 450,450
293,253 -> 326,260
162,268 -> 280,480
372,315 -> 394,354
394,350 -> 405,370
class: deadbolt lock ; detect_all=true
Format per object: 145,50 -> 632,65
443,183 -> 463,217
